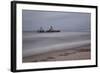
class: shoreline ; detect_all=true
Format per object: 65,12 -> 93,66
23,46 -> 91,63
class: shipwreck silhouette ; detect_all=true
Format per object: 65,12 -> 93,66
37,26 -> 60,33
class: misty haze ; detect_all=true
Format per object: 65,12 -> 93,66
22,10 -> 91,62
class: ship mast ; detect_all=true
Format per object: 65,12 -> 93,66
48,26 -> 54,31
39,26 -> 44,32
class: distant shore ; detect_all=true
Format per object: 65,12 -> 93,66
23,46 -> 91,63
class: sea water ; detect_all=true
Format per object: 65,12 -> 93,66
23,32 -> 90,57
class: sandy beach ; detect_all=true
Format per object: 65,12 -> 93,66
23,46 -> 91,63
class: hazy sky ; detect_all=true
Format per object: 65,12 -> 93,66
22,10 -> 91,32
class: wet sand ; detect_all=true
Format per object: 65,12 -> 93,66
23,46 -> 91,63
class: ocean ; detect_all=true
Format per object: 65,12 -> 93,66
22,32 -> 91,57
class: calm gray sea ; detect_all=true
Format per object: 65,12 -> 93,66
22,32 -> 91,57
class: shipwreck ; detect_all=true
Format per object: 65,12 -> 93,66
37,26 -> 60,33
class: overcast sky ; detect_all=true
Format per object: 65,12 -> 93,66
22,10 -> 91,32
